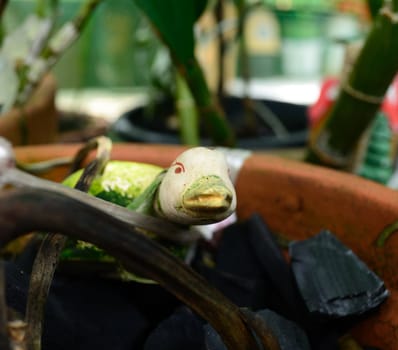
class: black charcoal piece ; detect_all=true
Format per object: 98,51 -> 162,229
289,230 -> 389,318
5,260 -> 179,350
144,307 -> 205,350
215,214 -> 306,320
204,308 -> 311,350
193,262 -> 267,309
215,215 -> 266,280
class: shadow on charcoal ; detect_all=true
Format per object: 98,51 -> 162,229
5,260 -> 181,350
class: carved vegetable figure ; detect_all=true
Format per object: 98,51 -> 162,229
63,147 -> 236,225
61,146 -> 236,279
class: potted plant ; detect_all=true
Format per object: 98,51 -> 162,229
0,74 -> 57,145
2,141 -> 397,350
108,0 -> 309,149
0,0 -> 102,146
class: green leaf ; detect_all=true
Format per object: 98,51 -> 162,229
134,0 -> 208,63
127,171 -> 166,214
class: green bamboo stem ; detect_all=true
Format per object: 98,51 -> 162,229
179,57 -> 236,147
134,0 -> 235,147
367,0 -> 384,18
305,0 -> 398,169
73,0 -> 101,31
0,188 -> 280,350
175,71 -> 200,145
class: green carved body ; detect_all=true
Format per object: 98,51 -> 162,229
61,160 -> 171,281
63,160 -> 164,207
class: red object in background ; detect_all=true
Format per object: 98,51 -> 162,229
382,77 -> 398,132
336,0 -> 371,23
308,78 -> 339,128
308,75 -> 398,132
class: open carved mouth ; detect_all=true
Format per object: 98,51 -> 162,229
182,176 -> 233,217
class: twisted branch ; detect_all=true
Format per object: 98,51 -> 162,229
0,187 -> 280,350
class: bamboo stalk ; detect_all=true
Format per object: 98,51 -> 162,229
175,71 -> 200,145
180,57 -> 236,146
367,0 -> 385,19
0,188 -> 280,350
134,0 -> 235,147
305,0 -> 398,169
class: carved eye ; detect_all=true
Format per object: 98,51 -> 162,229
172,161 -> 185,174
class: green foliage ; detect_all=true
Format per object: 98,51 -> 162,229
367,0 -> 383,19
134,0 -> 207,64
134,0 -> 235,147
35,0 -> 59,18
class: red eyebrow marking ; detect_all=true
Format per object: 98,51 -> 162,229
172,161 -> 185,174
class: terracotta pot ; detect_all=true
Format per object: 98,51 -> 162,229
0,75 -> 58,146
13,142 -> 398,349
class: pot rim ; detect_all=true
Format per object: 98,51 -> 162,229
12,142 -> 398,349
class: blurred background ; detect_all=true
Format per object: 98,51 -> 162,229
1,0 -> 374,145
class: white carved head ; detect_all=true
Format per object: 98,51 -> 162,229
156,147 -> 237,225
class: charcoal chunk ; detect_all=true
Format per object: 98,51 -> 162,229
194,262 -> 267,309
204,308 -> 311,350
144,307 -> 205,350
256,309 -> 311,350
215,215 -> 266,280
4,261 -> 176,350
214,214 -> 306,320
289,230 -> 389,318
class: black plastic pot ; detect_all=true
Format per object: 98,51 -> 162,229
108,96 -> 309,149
